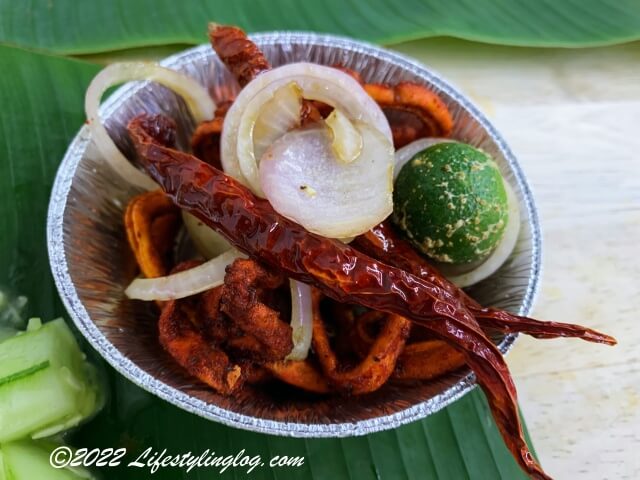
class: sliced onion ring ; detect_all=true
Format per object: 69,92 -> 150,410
85,62 -> 215,190
326,109 -> 363,164
125,249 -> 245,301
222,62 -> 392,193
259,123 -> 394,238
236,81 -> 303,194
394,137 -> 454,180
444,182 -> 521,288
286,280 -> 313,360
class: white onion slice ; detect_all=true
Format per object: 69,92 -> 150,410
326,109 -> 363,164
85,62 -> 215,190
125,249 -> 245,301
181,211 -> 232,259
259,124 -> 394,238
394,137 -> 454,180
445,182 -> 521,287
253,82 -> 303,166
286,280 -> 313,360
222,62 -> 392,192
237,82 -> 303,194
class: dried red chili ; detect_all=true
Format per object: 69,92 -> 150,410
129,113 -> 557,479
353,222 -> 616,345
208,24 -> 271,87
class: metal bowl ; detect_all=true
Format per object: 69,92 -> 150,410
47,33 -> 541,437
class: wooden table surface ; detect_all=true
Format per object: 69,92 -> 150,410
392,38 -> 640,479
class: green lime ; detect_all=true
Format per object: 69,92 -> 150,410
393,142 -> 508,264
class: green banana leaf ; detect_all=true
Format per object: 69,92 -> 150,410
0,43 -> 537,479
71,373 -> 535,479
1,0 -> 639,55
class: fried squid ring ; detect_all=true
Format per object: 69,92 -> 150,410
311,290 -> 411,395
266,360 -> 331,394
124,190 -> 180,279
220,258 -> 294,361
198,267 -> 326,391
238,361 -> 272,385
324,301 -> 371,359
340,308 -> 383,359
159,298 -> 242,394
200,278 -> 282,362
158,262 -> 242,394
394,340 -> 466,381
364,82 -> 453,148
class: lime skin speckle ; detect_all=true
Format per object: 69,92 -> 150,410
393,142 -> 508,264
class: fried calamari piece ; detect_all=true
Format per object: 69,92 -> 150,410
191,101 -> 233,169
198,268 -> 325,391
200,281 -> 274,362
227,334 -> 270,357
312,290 -> 411,395
394,340 -> 466,381
124,190 -> 180,278
364,82 -> 453,148
327,304 -> 382,360
220,258 -> 294,361
158,262 -> 242,394
238,360 -> 272,384
209,24 -> 271,87
266,360 -> 331,394
199,285 -> 228,342
159,298 -> 242,394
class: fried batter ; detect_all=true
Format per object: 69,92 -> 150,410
220,258 -> 294,361
311,290 -> 411,395
124,190 -> 180,279
158,262 -> 242,394
394,340 -> 466,381
159,298 -> 242,394
364,82 -> 453,148
266,360 -> 330,394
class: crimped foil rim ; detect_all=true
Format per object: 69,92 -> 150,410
47,33 -> 542,438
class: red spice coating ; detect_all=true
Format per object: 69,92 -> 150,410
129,114 -> 551,479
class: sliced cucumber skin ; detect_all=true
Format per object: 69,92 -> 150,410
0,361 -> 50,389
1,440 -> 93,480
0,319 -> 104,443
0,319 -> 77,380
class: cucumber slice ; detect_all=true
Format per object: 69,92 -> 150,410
0,361 -> 49,388
0,319 -> 104,443
1,440 -> 93,479
0,449 -> 6,480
